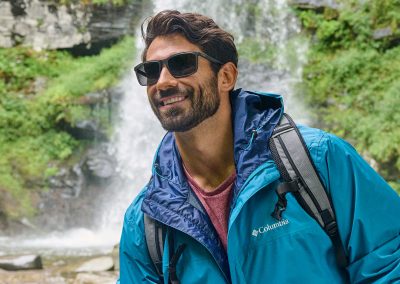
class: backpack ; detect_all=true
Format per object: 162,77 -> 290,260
144,113 -> 348,283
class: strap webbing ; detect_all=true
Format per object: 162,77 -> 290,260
168,230 -> 186,284
144,214 -> 164,282
269,113 -> 348,267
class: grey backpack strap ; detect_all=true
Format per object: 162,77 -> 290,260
144,215 -> 186,284
144,214 -> 165,283
269,113 -> 348,267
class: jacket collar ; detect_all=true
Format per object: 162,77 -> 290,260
141,89 -> 283,279
230,89 -> 283,191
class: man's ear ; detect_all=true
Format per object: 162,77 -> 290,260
218,62 -> 238,92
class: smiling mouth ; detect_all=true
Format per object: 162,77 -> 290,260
160,96 -> 188,106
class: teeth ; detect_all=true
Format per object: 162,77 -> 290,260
163,96 -> 185,106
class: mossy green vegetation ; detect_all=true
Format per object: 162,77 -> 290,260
0,37 -> 135,218
296,0 -> 400,191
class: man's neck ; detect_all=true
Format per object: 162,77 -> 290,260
175,101 -> 235,192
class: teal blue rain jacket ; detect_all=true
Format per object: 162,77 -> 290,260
118,90 -> 400,283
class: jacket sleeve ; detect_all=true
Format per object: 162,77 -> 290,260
118,191 -> 160,284
318,133 -> 400,283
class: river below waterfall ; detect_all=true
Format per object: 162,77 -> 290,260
0,0 -> 309,281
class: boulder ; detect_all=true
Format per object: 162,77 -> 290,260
74,272 -> 118,284
85,145 -> 117,180
111,243 -> 120,271
0,254 -> 43,271
65,120 -> 108,141
373,27 -> 393,39
372,27 -> 400,48
75,256 -> 114,272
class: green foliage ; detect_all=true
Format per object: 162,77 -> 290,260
0,37 -> 135,218
0,160 -> 35,218
368,0 -> 400,27
297,0 -> 400,51
45,41 -> 132,98
298,0 -> 400,191
0,48 -> 66,95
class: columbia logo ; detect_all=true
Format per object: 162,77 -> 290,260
252,219 -> 289,237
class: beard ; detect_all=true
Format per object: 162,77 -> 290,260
148,76 -> 220,132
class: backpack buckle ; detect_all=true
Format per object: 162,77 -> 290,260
325,221 -> 338,237
271,181 -> 301,221
271,200 -> 286,221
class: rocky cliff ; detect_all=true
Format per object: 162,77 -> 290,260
0,0 -> 144,53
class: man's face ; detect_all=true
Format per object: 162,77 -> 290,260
145,34 -> 220,132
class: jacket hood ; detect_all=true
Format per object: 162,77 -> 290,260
141,89 -> 283,280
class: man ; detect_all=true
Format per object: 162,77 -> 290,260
118,10 -> 400,283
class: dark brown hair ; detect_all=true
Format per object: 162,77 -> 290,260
141,10 -> 238,73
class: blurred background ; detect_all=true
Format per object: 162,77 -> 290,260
0,0 -> 399,282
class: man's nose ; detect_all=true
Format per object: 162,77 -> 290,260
156,66 -> 178,91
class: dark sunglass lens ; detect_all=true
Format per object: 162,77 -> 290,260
168,53 -> 197,77
143,62 -> 161,79
135,62 -> 160,86
134,65 -> 147,86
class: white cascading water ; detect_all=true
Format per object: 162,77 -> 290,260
0,0 -> 308,255
99,0 -> 309,249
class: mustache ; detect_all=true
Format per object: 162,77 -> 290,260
158,87 -> 193,98
158,87 -> 181,98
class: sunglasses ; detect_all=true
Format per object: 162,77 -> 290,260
134,51 -> 223,86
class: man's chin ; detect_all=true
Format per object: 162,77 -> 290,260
160,118 -> 198,133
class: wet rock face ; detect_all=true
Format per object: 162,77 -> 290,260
32,142 -> 117,231
87,2 -> 138,44
0,0 -> 91,49
84,146 -> 117,180
0,211 -> 7,231
9,0 -> 28,17
0,0 -> 141,52
62,119 -> 108,141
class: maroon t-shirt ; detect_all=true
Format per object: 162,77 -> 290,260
183,165 -> 236,250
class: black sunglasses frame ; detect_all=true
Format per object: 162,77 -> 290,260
134,51 -> 223,86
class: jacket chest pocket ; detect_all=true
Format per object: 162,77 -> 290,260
229,192 -> 341,283
249,193 -> 323,246
237,225 -> 340,283
231,190 -> 321,248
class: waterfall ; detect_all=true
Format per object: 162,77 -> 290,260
99,0 -> 309,246
147,0 -> 309,121
0,0 -> 308,255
